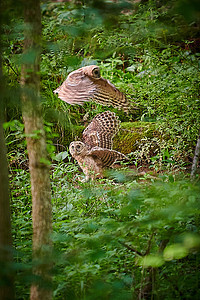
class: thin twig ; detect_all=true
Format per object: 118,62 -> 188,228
144,232 -> 155,256
191,129 -> 200,180
4,58 -> 19,77
118,240 -> 144,256
119,232 -> 155,257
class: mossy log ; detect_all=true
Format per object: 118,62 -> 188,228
61,122 -> 157,155
113,122 -> 157,154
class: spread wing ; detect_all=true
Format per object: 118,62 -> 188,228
54,65 -> 129,112
89,147 -> 128,167
54,68 -> 96,105
91,77 -> 129,112
82,111 -> 120,150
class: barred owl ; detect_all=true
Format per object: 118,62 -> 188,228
54,65 -> 129,112
69,111 -> 128,181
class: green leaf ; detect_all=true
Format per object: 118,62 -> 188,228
139,255 -> 164,268
163,244 -> 188,261
54,151 -> 69,162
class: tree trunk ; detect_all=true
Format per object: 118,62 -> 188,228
0,90 -> 15,300
21,1 -> 52,299
191,129 -> 200,180
0,1 -> 15,294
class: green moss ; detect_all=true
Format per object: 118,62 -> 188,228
113,122 -> 157,154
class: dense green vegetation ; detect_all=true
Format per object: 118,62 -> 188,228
4,1 -> 200,166
2,0 -> 200,299
10,160 -> 200,299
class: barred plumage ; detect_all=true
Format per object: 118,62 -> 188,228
82,111 -> 120,150
69,111 -> 128,181
54,65 -> 129,112
90,147 -> 126,167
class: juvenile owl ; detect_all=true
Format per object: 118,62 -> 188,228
54,65 -> 130,112
69,111 -> 128,181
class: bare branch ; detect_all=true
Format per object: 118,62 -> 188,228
191,129 -> 200,180
118,240 -> 144,256
144,232 -> 155,256
119,232 -> 155,257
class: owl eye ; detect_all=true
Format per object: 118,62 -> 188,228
76,144 -> 81,150
93,69 -> 100,78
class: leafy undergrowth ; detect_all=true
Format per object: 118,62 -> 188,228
4,1 -> 200,297
10,154 -> 200,299
6,121 -> 199,299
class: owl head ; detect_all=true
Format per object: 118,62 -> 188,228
69,141 -> 88,157
81,65 -> 100,79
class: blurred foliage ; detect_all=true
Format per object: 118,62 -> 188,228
8,148 -> 200,299
1,0 -> 200,298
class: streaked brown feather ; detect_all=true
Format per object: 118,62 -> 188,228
82,111 -> 120,149
54,65 -> 129,111
69,110 -> 128,181
89,147 -> 128,167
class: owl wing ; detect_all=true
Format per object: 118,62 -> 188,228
82,111 -> 120,150
54,65 -> 129,112
90,77 -> 129,112
54,67 -> 96,105
89,147 -> 128,167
